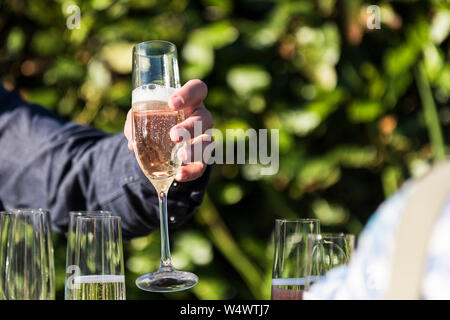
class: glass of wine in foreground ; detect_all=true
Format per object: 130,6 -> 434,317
132,40 -> 198,292
271,219 -> 320,300
0,211 -> 13,299
68,215 -> 125,300
64,211 -> 112,300
5,209 -> 55,300
312,233 -> 355,276
301,232 -> 355,299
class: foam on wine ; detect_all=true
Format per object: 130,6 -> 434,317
132,84 -> 175,106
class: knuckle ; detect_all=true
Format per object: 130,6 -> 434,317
189,79 -> 208,97
182,168 -> 192,180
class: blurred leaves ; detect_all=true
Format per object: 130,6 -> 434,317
31,29 -> 64,56
101,42 -> 134,74
312,199 -> 349,226
249,1 -> 313,49
295,23 -> 340,90
220,183 -> 244,205
0,0 -> 448,300
6,27 -> 25,56
281,109 -> 321,136
28,87 -> 59,109
183,21 -> 238,79
226,65 -> 271,97
43,58 -> 84,84
348,100 -> 384,123
172,231 -> 214,268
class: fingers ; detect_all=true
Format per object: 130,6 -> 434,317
175,134 -> 214,182
175,162 -> 207,182
126,100 -> 214,152
177,134 -> 215,163
124,109 -> 134,151
169,103 -> 213,143
168,79 -> 208,116
125,78 -> 212,182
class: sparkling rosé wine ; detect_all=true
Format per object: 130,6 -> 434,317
132,100 -> 184,180
271,286 -> 304,300
271,278 -> 306,300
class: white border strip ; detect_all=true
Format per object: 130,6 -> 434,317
271,276 -> 323,286
74,275 -> 125,284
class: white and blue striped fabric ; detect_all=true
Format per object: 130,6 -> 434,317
305,180 -> 450,300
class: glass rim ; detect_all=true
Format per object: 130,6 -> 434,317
7,208 -> 49,215
69,210 -> 112,216
275,218 -> 319,223
76,215 -> 121,222
133,40 -> 177,57
321,232 -> 355,239
307,233 -> 355,241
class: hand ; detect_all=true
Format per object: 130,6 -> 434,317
124,79 -> 214,182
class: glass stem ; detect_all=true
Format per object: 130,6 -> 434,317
158,190 -> 173,271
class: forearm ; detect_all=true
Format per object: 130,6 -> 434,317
0,88 -> 211,239
86,133 -> 211,240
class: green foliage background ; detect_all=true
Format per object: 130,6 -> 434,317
0,0 -> 449,300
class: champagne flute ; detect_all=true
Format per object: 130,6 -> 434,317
318,233 -> 355,274
271,219 -> 320,300
64,211 -> 112,300
0,211 -> 13,300
68,215 -> 125,300
5,209 -> 55,300
132,40 -> 198,292
304,233 -> 355,292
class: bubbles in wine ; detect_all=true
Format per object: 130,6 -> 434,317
132,85 -> 183,180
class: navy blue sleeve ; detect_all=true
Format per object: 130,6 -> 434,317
0,87 -> 210,240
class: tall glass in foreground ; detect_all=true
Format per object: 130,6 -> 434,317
0,211 -> 13,300
304,233 -> 355,292
132,40 -> 198,292
66,215 -> 125,300
271,219 -> 320,300
64,211 -> 112,300
5,209 -> 55,300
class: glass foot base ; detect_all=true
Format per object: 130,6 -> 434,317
136,270 -> 198,292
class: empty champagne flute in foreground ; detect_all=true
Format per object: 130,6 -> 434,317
64,211 -> 112,300
303,232 -> 355,294
132,40 -> 198,292
317,233 -> 355,274
0,211 -> 13,300
5,209 -> 55,300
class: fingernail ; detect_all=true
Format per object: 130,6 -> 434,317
177,147 -> 188,163
171,96 -> 184,109
170,127 -> 182,142
171,127 -> 191,142
175,172 -> 183,181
